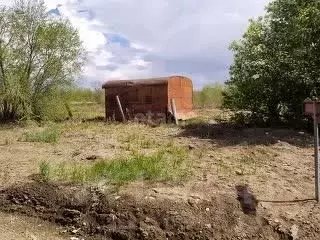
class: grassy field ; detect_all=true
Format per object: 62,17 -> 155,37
0,101 -> 319,239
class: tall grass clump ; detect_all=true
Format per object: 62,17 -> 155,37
39,161 -> 51,181
24,125 -> 60,143
194,83 -> 224,108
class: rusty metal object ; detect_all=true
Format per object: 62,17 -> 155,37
102,76 -> 196,122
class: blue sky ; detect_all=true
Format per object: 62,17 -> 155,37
2,0 -> 270,89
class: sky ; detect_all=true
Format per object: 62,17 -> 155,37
1,0 -> 270,89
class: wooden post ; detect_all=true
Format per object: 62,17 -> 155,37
170,98 -> 179,125
116,95 -> 126,122
313,101 -> 320,202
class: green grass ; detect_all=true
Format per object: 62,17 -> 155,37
40,145 -> 191,185
39,161 -> 51,181
24,125 -> 60,143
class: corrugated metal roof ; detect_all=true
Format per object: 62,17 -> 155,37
102,77 -> 170,88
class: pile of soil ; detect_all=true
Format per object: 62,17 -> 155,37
0,181 -> 298,239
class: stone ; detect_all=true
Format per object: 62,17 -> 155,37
205,224 -> 212,229
235,169 -> 244,176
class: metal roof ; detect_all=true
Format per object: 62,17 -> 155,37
101,76 -> 190,88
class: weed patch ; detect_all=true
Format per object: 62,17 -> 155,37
24,125 -> 60,143
40,145 -> 191,185
39,161 -> 51,181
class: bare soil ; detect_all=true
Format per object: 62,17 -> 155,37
0,181 -> 293,239
1,109 -> 320,239
0,212 -> 65,240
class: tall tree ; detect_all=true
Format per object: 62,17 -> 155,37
224,0 -> 320,125
0,0 -> 85,121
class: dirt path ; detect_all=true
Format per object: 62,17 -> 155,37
0,212 -> 66,240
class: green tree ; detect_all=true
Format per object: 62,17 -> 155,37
224,0 -> 320,125
0,0 -> 85,121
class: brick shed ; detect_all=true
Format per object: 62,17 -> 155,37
102,76 -> 196,122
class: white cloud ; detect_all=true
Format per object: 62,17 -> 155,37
2,0 -> 270,88
65,0 -> 270,87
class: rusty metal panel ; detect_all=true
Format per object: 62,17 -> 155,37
103,76 -> 195,121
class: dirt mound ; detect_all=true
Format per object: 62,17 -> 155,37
0,182 -> 295,239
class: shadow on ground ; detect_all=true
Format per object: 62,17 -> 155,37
178,122 -> 313,148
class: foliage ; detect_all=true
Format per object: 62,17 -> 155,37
224,0 -> 320,126
0,0 -> 85,122
193,83 -> 224,108
24,125 -> 60,143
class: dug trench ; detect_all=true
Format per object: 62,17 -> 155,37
0,181 -> 306,239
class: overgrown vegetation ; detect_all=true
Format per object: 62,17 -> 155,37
39,145 -> 190,185
224,0 -> 320,126
0,0 -> 84,122
194,83 -> 224,108
24,125 -> 60,143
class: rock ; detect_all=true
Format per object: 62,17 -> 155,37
205,208 -> 210,212
145,196 -> 156,200
70,238 -> 79,240
205,224 -> 212,229
274,219 -> 280,224
115,196 -> 121,200
71,228 -> 80,234
235,169 -> 244,176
